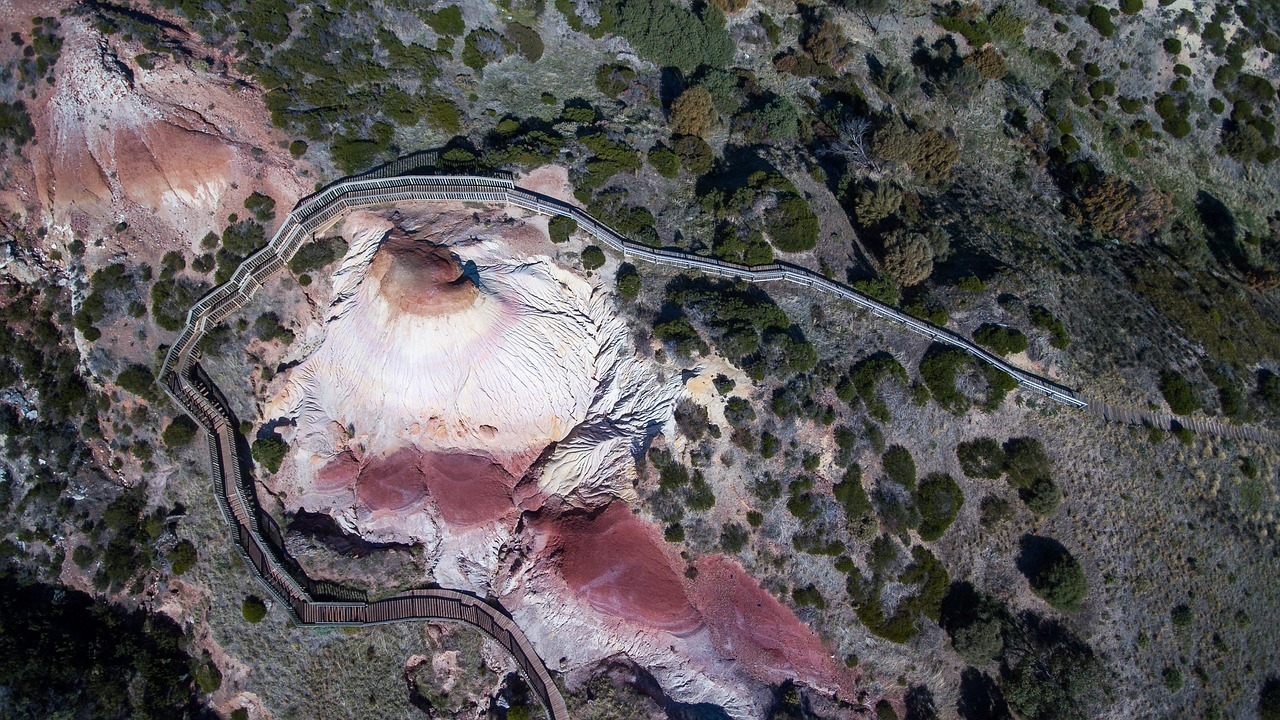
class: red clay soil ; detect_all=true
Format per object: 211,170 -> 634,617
368,232 -> 477,317
690,555 -> 852,692
544,502 -> 702,635
354,446 -> 428,512
316,450 -> 361,492
421,450 -> 516,528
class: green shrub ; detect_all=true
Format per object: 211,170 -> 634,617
1086,4 -> 1115,36
882,445 -> 916,489
1027,545 -> 1088,612
974,324 -> 1029,356
425,5 -> 464,36
834,464 -> 871,519
1119,0 -> 1142,13
243,192 -> 276,223
1029,305 -> 1070,348
616,264 -> 641,299
595,64 -> 636,98
980,495 -> 1015,527
581,246 -> 606,270
241,596 -> 267,623
548,215 -> 577,243
1002,437 -> 1051,489
289,236 -> 349,275
289,140 -> 308,157
251,435 -> 288,474
1020,475 -> 1062,516
919,346 -> 971,413
505,23 -> 543,61
765,195 -> 819,253
1159,370 -> 1198,414
72,544 -> 94,568
648,144 -> 681,178
720,522 -> 748,552
162,415 -> 199,448
150,277 -> 210,332
606,0 -> 734,73
792,584 -> 826,609
116,365 -> 157,401
915,473 -> 963,541
168,540 -> 197,575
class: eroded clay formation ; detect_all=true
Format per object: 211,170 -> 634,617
263,199 -> 855,718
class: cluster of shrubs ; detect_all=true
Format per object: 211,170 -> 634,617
957,436 -> 1062,517
835,352 -> 909,422
918,344 -> 1018,414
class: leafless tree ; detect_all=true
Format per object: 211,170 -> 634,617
831,116 -> 880,172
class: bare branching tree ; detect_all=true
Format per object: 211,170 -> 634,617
831,116 -> 880,172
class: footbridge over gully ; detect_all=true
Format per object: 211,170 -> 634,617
158,163 -> 1279,720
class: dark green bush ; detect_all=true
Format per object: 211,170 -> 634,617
1025,542 -> 1088,612
1002,437 -> 1051,489
288,236 -> 348,275
1020,475 -> 1062,516
616,264 -> 641,299
116,365 -> 157,401
974,324 -> 1029,356
1159,370 -> 1199,414
241,595 -> 267,623
765,195 -> 819,253
792,585 -> 826,609
882,445 -> 916,489
168,539 -> 197,575
919,346 -> 971,413
834,464 -> 871,519
251,435 -> 288,474
606,0 -> 734,73
1086,4 -> 1115,36
648,144 -> 681,178
1029,305 -> 1071,348
581,246 -> 606,270
914,473 -> 963,541
720,522 -> 748,553
162,415 -> 199,448
548,215 -> 577,243
595,64 -> 636,98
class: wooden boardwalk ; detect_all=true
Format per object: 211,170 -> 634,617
156,163 -> 1279,720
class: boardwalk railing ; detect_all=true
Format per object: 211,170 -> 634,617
157,167 -> 1280,720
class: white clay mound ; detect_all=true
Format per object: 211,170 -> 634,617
268,207 -> 680,541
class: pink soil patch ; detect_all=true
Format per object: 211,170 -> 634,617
691,555 -> 850,691
421,451 -> 516,527
316,450 -> 360,492
546,502 -> 702,635
369,232 -> 477,317
355,447 -> 428,512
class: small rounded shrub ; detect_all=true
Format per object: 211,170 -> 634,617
241,595 -> 268,623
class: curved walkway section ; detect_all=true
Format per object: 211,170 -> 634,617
156,170 -> 1278,720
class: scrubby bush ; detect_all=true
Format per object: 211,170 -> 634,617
607,0 -> 734,73
881,230 -> 934,286
873,121 -> 960,184
974,324 -> 1029,356
581,246 -> 606,270
854,183 -> 902,227
616,264 -> 641,299
168,540 -> 197,575
720,522 -> 748,553
251,434 -> 288,474
915,473 -> 963,541
673,135 -> 714,175
151,277 -> 210,332
1159,370 -> 1198,414
648,144 -> 681,178
669,87 -> 716,137
1025,542 -> 1088,612
595,64 -> 636,98
548,215 -> 577,243
289,237 -> 348,275
116,365 -> 157,401
919,346 -> 971,413
162,415 -> 199,448
882,445 -> 916,489
241,595 -> 267,623
834,464 -> 871,519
